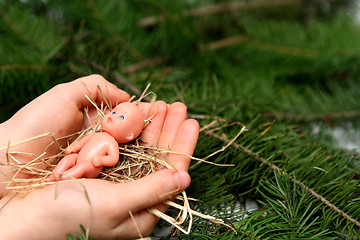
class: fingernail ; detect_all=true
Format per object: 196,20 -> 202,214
118,89 -> 130,96
119,89 -> 128,94
173,170 -> 191,190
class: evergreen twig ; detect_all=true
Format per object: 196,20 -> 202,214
138,0 -> 305,27
200,34 -> 360,57
84,0 -> 145,61
121,57 -> 168,74
265,110 -> 360,122
138,0 -> 344,27
206,131 -> 360,229
0,65 -> 53,71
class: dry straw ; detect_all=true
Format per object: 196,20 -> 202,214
0,85 -> 245,236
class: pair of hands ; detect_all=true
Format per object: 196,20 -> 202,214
0,75 -> 199,239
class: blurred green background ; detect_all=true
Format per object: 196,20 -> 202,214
1,0 -> 360,239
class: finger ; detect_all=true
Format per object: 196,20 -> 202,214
109,169 -> 190,217
119,118 -> 200,237
58,74 -> 130,109
140,101 -> 168,146
157,102 -> 187,151
108,169 -> 191,238
167,119 -> 200,171
111,207 -> 161,238
137,102 -> 152,117
133,119 -> 199,224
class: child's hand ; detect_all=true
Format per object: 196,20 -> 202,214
0,75 -> 129,192
0,169 -> 192,240
1,74 -> 130,160
0,75 -> 200,239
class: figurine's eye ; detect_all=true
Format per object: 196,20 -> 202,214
119,116 -> 124,120
111,112 -> 115,115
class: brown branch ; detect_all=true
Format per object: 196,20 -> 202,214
0,65 -> 53,71
200,34 -> 360,57
200,35 -> 319,57
138,0 -> 346,27
264,110 -> 360,122
138,0 -> 305,27
200,35 -> 249,51
121,57 -> 168,74
207,131 -> 360,229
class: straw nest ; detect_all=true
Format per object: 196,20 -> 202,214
0,89 -> 245,237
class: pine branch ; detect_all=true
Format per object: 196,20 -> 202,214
0,65 -> 54,71
205,35 -> 319,57
200,34 -> 360,58
121,57 -> 168,74
265,110 -> 360,122
138,0 -> 345,27
138,0 -> 305,27
84,0 -> 145,61
1,9 -> 35,47
206,131 -> 360,229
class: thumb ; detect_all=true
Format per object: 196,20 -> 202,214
62,74 -> 130,108
113,169 -> 191,213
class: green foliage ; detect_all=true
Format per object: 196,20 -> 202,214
66,225 -> 92,240
1,0 -> 360,238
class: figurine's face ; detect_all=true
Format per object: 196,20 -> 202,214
101,102 -> 145,143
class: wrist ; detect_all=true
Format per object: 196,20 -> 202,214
0,195 -> 32,240
0,193 -> 72,240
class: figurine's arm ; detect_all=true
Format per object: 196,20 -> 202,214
102,142 -> 120,166
65,133 -> 94,154
91,140 -> 119,167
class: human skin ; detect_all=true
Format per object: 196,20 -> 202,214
0,74 -> 130,193
0,75 -> 200,239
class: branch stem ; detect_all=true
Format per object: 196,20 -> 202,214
207,131 -> 360,228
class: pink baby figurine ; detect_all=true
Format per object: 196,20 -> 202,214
46,102 -> 145,181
